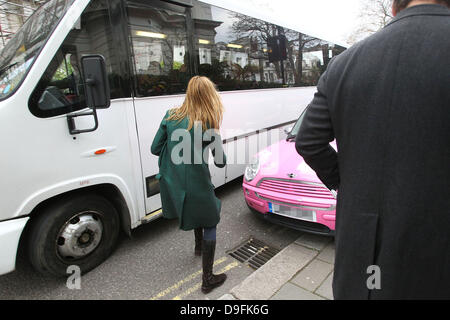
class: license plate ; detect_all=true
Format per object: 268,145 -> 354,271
268,202 -> 317,222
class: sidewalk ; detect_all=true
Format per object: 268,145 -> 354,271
219,234 -> 335,300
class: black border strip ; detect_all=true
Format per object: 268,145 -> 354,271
160,0 -> 193,8
222,119 -> 296,144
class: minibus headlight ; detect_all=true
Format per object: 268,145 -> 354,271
244,157 -> 260,182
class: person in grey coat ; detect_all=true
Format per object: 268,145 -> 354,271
295,0 -> 450,299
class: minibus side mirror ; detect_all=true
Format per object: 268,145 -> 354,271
81,54 -> 110,109
66,55 -> 110,135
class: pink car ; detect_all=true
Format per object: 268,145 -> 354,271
242,111 -> 337,236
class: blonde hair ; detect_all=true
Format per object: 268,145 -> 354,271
167,76 -> 224,131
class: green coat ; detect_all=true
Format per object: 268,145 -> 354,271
151,110 -> 227,231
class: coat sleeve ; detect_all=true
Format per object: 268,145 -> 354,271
205,130 -> 226,168
295,64 -> 340,191
151,113 -> 168,156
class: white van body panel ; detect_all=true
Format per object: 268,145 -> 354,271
0,218 -> 29,275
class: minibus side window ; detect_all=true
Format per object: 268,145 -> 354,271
127,0 -> 191,97
51,53 -> 81,97
124,0 -> 348,97
29,0 -> 128,118
191,1 -> 347,91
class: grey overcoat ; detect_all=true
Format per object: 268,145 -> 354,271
296,4 -> 450,299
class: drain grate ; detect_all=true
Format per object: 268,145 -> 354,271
227,237 -> 280,270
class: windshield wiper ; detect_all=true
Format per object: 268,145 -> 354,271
0,62 -> 18,76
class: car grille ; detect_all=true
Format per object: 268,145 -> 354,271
257,178 -> 335,200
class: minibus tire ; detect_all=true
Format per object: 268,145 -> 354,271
27,194 -> 120,277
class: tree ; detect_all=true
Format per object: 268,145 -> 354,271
230,12 -> 324,85
284,29 -> 323,85
230,12 -> 280,80
347,0 -> 394,45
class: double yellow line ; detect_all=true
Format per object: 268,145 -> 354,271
149,257 -> 239,300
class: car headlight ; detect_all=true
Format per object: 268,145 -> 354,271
244,157 -> 260,182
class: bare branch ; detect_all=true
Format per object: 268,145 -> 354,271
347,0 -> 393,45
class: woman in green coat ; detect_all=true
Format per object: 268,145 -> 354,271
151,76 -> 227,294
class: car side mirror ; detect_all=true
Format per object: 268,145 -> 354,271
81,54 -> 110,109
284,126 -> 293,135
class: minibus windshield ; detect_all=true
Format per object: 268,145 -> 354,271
0,0 -> 74,101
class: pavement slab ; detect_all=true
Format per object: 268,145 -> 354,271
317,242 -> 336,264
270,283 -> 324,300
316,272 -> 334,300
290,259 -> 334,292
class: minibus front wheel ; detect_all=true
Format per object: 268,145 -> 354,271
27,194 -> 120,277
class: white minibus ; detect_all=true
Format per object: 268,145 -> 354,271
0,0 -> 345,276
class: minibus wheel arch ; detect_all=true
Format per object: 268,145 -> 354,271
26,184 -> 132,237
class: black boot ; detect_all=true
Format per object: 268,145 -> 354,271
194,228 -> 203,256
201,239 -> 227,294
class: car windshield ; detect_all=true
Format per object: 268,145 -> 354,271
288,108 -> 308,139
0,0 -> 74,100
